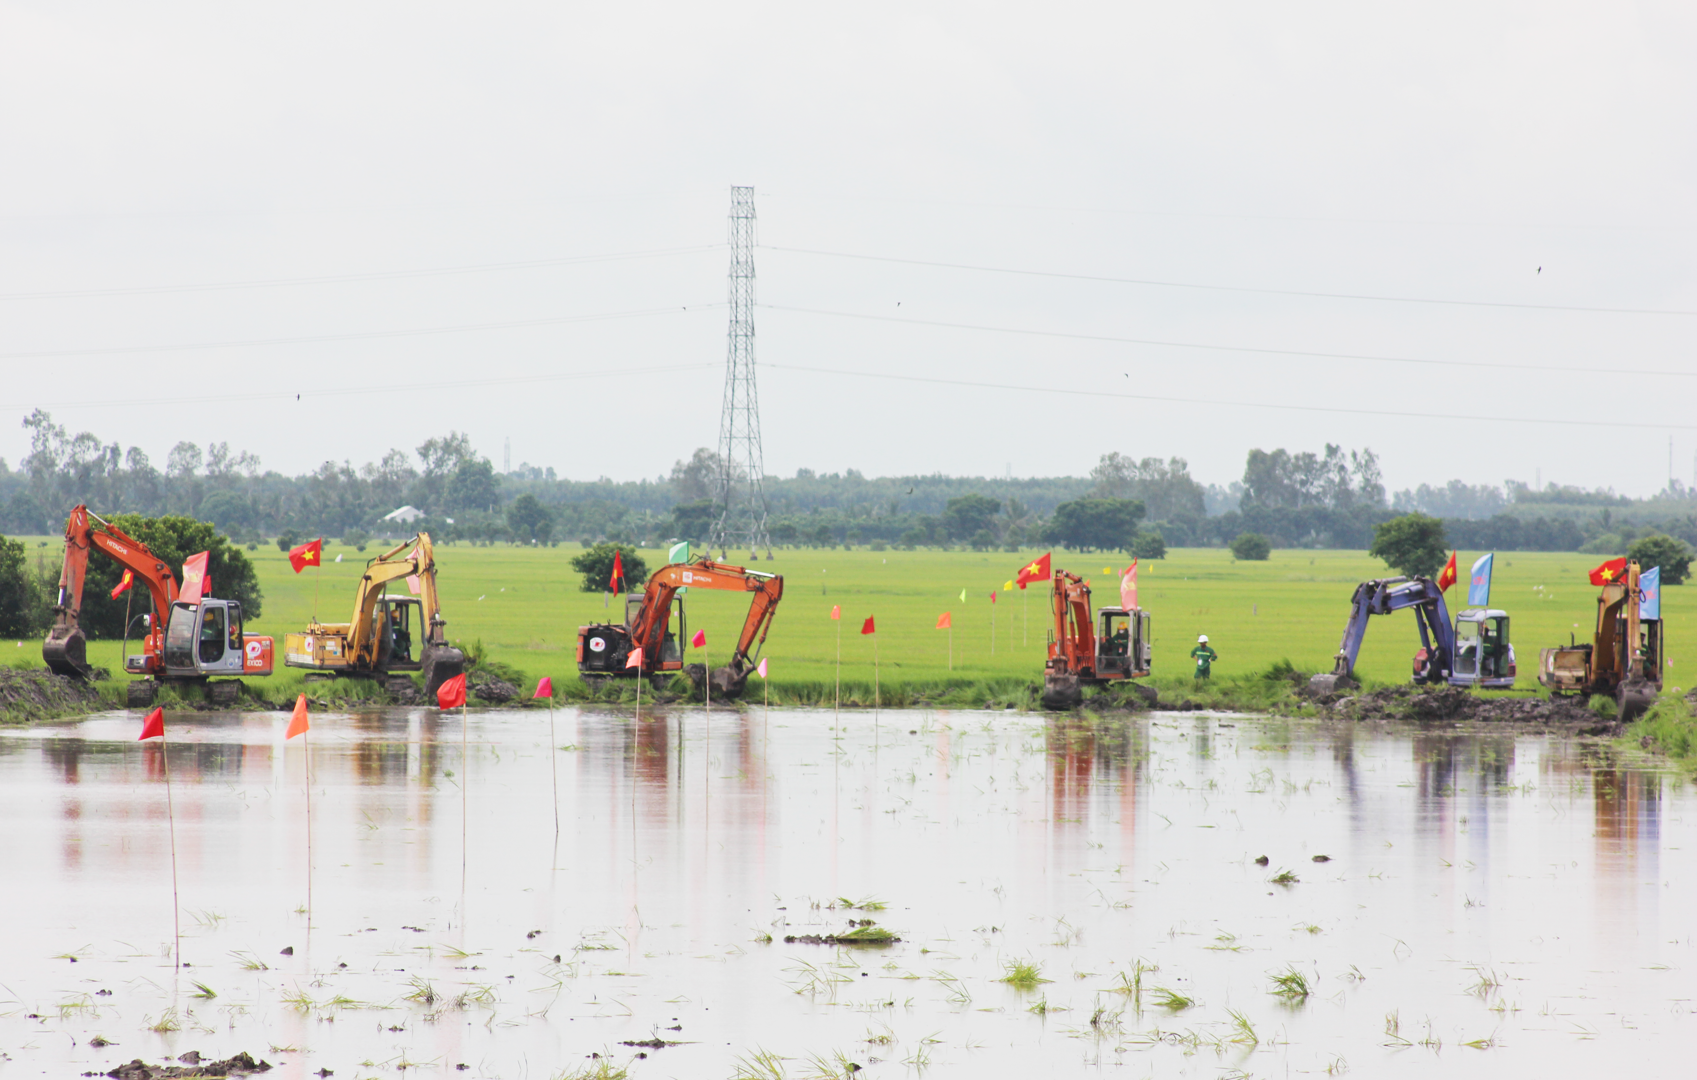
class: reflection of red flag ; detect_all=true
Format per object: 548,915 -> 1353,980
1016,553 -> 1052,590
139,706 -> 164,741
1589,557 -> 1628,586
436,673 -> 467,709
534,676 -> 553,698
861,616 -> 876,635
936,612 -> 952,629
288,539 -> 323,574
285,694 -> 310,739
1436,551 -> 1458,592
180,551 -> 211,604
610,550 -> 624,592
110,569 -> 134,600
690,629 -> 706,648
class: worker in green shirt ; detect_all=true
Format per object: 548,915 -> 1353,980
1190,634 -> 1218,680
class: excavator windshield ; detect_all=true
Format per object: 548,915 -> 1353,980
162,603 -> 199,669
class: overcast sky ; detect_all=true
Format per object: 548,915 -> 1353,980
2,2 -> 1693,496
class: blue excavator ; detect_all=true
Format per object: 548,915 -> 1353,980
1308,576 -> 1515,694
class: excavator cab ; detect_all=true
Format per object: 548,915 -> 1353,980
1095,607 -> 1152,678
1451,609 -> 1515,688
373,596 -> 421,668
159,599 -> 272,678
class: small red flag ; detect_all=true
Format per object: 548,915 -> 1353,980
138,706 -> 164,741
691,629 -> 706,648
861,616 -> 876,635
288,539 -> 323,574
436,672 -> 467,709
1436,551 -> 1458,592
989,590 -> 997,604
610,550 -> 624,592
533,676 -> 553,699
936,612 -> 952,630
180,551 -> 211,604
625,647 -> 644,669
1015,553 -> 1051,590
830,605 -> 840,620
285,694 -> 310,739
110,568 -> 135,600
1589,557 -> 1629,586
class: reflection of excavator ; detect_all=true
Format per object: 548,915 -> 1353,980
1308,576 -> 1515,694
283,534 -> 464,695
576,558 -> 782,699
43,504 -> 275,708
1041,568 -> 1153,710
1539,560 -> 1661,720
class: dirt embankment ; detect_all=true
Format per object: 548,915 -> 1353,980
0,667 -> 102,723
1306,683 -> 1615,732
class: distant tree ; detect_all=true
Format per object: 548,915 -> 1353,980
1048,498 -> 1145,553
1132,530 -> 1167,560
942,494 -> 1001,542
0,533 -> 46,636
506,494 -> 555,544
811,524 -> 834,547
1230,532 -> 1271,561
669,499 -> 716,544
1090,454 -> 1206,521
969,528 -> 996,551
276,530 -> 301,552
198,490 -> 255,531
569,542 -> 649,593
75,515 -> 262,639
769,521 -> 800,546
1369,513 -> 1447,578
670,448 -> 723,501
1628,533 -> 1693,586
444,458 -> 500,513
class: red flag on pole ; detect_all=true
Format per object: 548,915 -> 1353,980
285,694 -> 310,739
1589,557 -> 1629,586
690,629 -> 706,648
1121,559 -> 1139,611
757,657 -> 768,679
625,647 -> 644,669
610,550 -> 624,593
1436,551 -> 1458,592
139,706 -> 165,741
861,616 -> 876,635
110,569 -> 135,600
989,590 -> 997,604
288,539 -> 324,574
436,672 -> 467,709
180,551 -> 211,605
830,605 -> 840,620
1015,553 -> 1052,590
936,612 -> 952,630
533,676 -> 553,698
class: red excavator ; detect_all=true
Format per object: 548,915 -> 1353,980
42,505 -> 275,707
577,557 -> 782,699
1041,567 -> 1154,710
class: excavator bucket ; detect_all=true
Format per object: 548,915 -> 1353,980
708,664 -> 749,701
420,643 -> 466,697
1041,673 -> 1083,711
43,624 -> 92,679
1307,672 -> 1356,695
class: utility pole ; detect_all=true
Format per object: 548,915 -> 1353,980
504,437 -> 511,475
711,185 -> 772,560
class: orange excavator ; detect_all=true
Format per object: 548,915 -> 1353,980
576,557 -> 782,699
43,505 -> 275,708
1041,567 -> 1153,710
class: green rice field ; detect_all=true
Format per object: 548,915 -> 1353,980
12,538 -> 1690,704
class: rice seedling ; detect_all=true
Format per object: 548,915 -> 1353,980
1269,869 -> 1300,886
1326,1055 -> 1349,1074
435,943 -> 480,959
552,1056 -> 630,1080
229,950 -> 268,971
56,994 -> 97,1019
1148,987 -> 1194,1011
403,976 -> 438,1005
280,989 -> 314,1013
1226,1008 -> 1259,1046
802,1049 -> 863,1079
189,981 -> 217,1000
452,984 -> 497,1008
189,909 -> 227,930
1461,1033 -> 1497,1050
834,896 -> 887,911
731,1048 -> 788,1080
1028,996 -> 1052,1016
145,1008 -> 181,1032
785,960 -> 851,998
1466,966 -> 1503,998
1269,967 -> 1311,1001
998,959 -> 1050,990
751,930 -> 775,944
1382,1010 -> 1411,1047
1088,998 -> 1125,1034
1206,932 -> 1246,952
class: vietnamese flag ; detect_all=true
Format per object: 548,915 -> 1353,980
1016,553 -> 1052,590
180,551 -> 211,604
610,550 -> 625,593
110,569 -> 135,600
288,538 -> 323,574
285,694 -> 310,739
861,616 -> 876,635
138,706 -> 165,741
1436,551 -> 1458,592
1589,557 -> 1629,586
436,672 -> 467,709
936,612 -> 952,630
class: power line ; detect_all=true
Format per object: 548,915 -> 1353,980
0,304 -> 720,361
0,244 -> 724,301
760,303 -> 1697,380
760,362 -> 1697,431
765,245 -> 1697,316
0,362 -> 717,414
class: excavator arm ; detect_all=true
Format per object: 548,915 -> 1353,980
625,558 -> 783,696
305,532 -> 463,692
1311,576 -> 1454,692
45,504 -> 180,678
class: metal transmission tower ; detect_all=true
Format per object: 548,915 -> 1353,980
711,186 -> 772,559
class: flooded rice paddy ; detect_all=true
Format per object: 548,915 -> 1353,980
1,704 -> 1692,1078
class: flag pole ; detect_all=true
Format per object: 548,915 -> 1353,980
549,690 -> 559,845
313,537 -> 322,623
948,624 -> 953,672
1022,589 -> 1027,646
460,697 -> 468,915
161,732 -> 181,972
834,618 -> 841,732
873,632 -> 880,723
304,726 -> 313,930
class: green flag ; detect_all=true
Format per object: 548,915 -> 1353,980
959,588 -> 967,602
669,540 -> 690,564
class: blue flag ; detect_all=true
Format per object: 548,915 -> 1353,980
1640,566 -> 1661,620
1467,553 -> 1494,607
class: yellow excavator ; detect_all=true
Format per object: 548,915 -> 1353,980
284,533 -> 464,695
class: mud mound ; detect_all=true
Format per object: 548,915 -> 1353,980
103,1051 -> 271,1078
1315,683 -> 1611,731
0,667 -> 102,723
469,670 -> 518,703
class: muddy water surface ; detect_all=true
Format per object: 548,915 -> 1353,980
1,705 -> 1692,1078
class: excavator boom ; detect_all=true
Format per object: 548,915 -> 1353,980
44,505 -> 180,678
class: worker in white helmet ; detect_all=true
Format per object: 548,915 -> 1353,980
1189,634 -> 1217,680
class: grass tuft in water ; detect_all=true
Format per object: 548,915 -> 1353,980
188,981 -> 217,1000
145,1008 -> 181,1032
1227,1008 -> 1259,1046
802,1049 -> 863,1079
730,1047 -> 788,1080
997,959 -> 1050,990
1269,869 -> 1300,886
403,976 -> 438,1006
1269,967 -> 1311,1001
551,1057 -> 629,1080
229,950 -> 268,971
